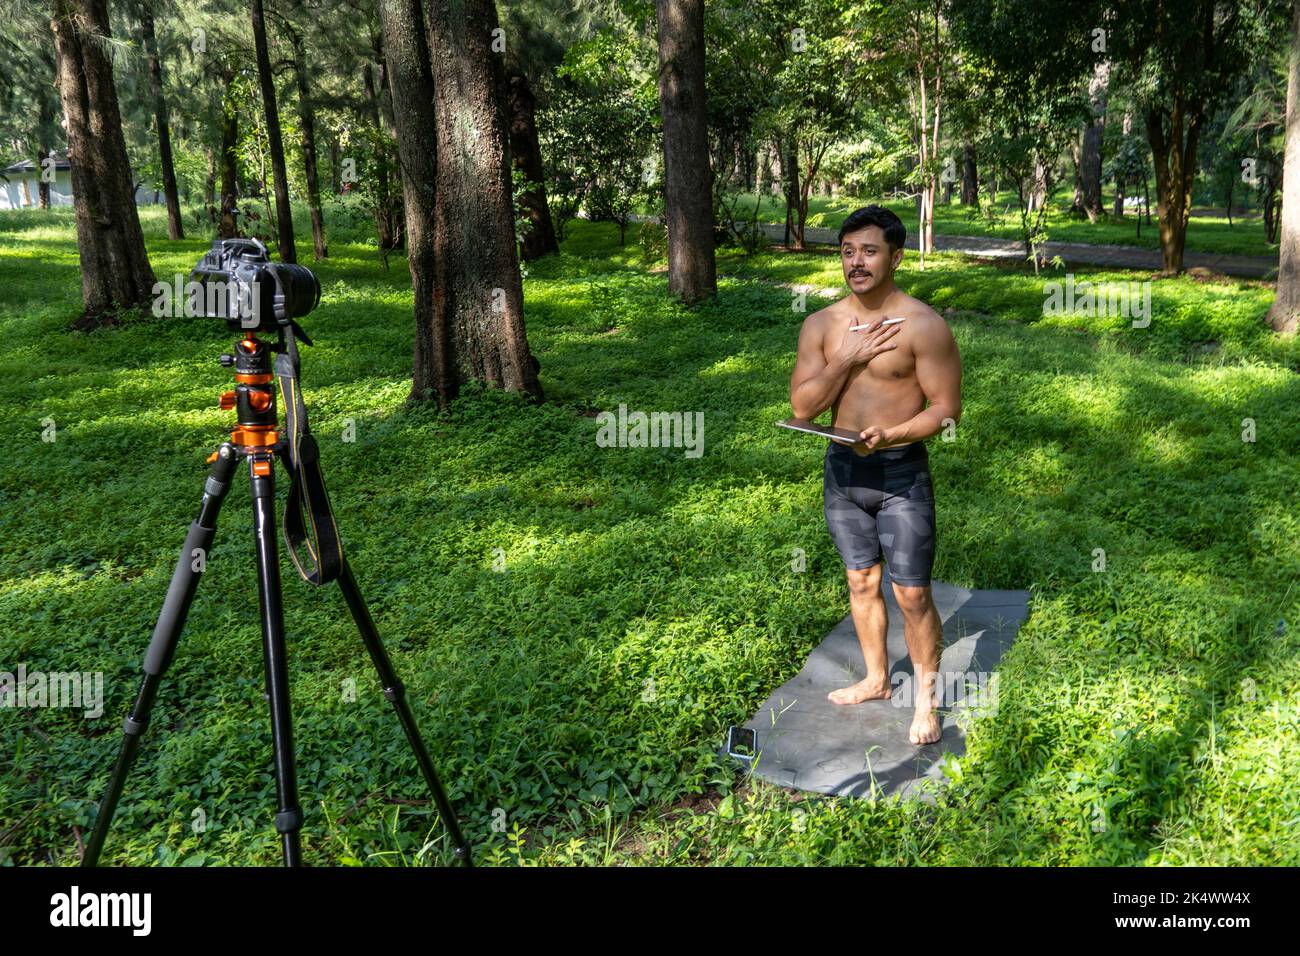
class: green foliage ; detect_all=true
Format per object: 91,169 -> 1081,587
537,29 -> 658,245
331,120 -> 403,260
1,209 -> 1298,866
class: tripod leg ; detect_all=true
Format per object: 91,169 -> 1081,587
337,560 -> 473,866
249,454 -> 305,866
83,443 -> 240,867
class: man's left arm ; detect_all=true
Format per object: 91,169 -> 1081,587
859,315 -> 962,450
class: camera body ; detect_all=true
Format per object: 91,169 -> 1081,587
191,238 -> 321,332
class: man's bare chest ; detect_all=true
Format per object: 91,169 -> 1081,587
823,328 -> 918,390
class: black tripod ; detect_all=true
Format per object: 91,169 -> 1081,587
83,330 -> 471,866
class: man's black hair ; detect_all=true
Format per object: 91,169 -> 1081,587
837,205 -> 906,252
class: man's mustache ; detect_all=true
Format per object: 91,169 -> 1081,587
849,271 -> 872,278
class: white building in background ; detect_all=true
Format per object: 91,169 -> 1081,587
0,155 -> 164,210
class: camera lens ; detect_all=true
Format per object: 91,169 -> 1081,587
268,263 -> 321,320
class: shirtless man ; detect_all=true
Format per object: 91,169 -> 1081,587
788,205 -> 962,746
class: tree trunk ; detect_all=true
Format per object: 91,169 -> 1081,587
329,135 -> 340,194
250,0 -> 296,262
507,69 -> 559,261
1030,159 -> 1048,212
1080,62 -> 1107,224
204,145 -> 216,224
1146,99 -> 1201,275
654,0 -> 716,303
378,0 -> 442,403
37,146 -> 52,209
218,67 -> 239,238
786,140 -> 800,248
50,0 -> 156,325
1264,171 -> 1280,244
1272,0 -> 1300,334
363,50 -> 402,252
140,7 -> 182,240
1069,137 -> 1083,213
960,142 -> 978,206
1225,160 -> 1235,226
286,14 -> 327,259
37,85 -> 54,209
1080,124 -> 1102,223
1114,173 -> 1124,219
425,0 -> 543,405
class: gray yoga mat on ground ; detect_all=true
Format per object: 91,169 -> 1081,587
723,566 -> 1030,803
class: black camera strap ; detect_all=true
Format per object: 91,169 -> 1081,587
274,328 -> 342,586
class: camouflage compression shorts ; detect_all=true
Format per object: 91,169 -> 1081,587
822,439 -> 936,586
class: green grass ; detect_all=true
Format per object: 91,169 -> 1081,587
724,189 -> 1279,259
1,205 -> 1297,866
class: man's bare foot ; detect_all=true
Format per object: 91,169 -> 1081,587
909,708 -> 942,745
828,677 -> 891,705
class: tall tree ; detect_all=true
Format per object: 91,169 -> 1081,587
900,0 -> 949,265
249,0 -> 296,262
1,12 -> 63,212
496,0 -> 596,261
363,28 -> 404,252
655,0 -> 715,304
378,0 -> 440,402
1271,0 -> 1300,333
217,62 -> 240,238
139,4 -> 183,240
1079,62 -> 1108,224
423,0 -> 543,403
1104,0 -> 1274,274
508,69 -> 559,260
280,7 -> 327,259
49,0 -> 156,325
960,142 -> 978,205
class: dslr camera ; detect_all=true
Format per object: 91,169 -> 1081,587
191,238 -> 321,332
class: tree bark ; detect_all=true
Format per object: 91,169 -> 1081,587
425,0 -> 543,405
1226,160 -> 1234,227
378,0 -> 441,403
508,69 -> 559,261
1146,99 -> 1201,275
218,66 -> 239,238
787,140 -> 801,247
1081,63 -> 1108,224
37,82 -> 54,209
363,45 -> 402,252
1263,165 -> 1280,244
1029,158 -> 1048,212
1271,0 -> 1300,334
329,135 -> 340,194
654,0 -> 716,303
1069,137 -> 1083,212
250,0 -> 296,262
140,7 -> 182,240
50,0 -> 156,325
285,14 -> 326,259
960,142 -> 978,206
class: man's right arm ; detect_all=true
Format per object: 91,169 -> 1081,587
789,312 -> 852,421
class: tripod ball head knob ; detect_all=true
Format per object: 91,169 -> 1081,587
219,354 -> 236,367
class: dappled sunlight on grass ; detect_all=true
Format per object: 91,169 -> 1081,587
1,212 -> 1297,866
